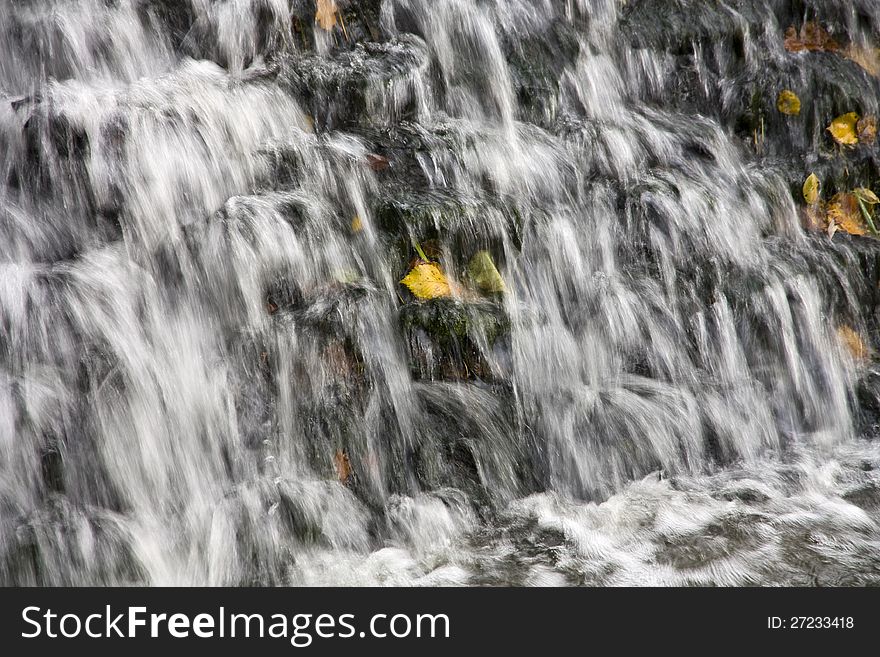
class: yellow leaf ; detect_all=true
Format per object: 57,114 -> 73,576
315,0 -> 338,31
837,325 -> 869,361
351,215 -> 363,232
826,192 -> 867,235
857,115 -> 877,143
802,173 -> 820,205
777,90 -> 801,116
467,251 -> 506,294
334,449 -> 352,483
828,112 -> 860,145
400,262 -> 452,299
854,188 -> 880,205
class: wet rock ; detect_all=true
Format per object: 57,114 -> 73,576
399,299 -> 509,382
278,37 -> 429,130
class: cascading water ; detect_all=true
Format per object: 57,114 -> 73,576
2,0 -> 880,586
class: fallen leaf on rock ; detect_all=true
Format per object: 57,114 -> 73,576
334,449 -> 352,483
828,112 -> 860,146
784,22 -> 839,53
803,173 -> 820,205
803,202 -> 827,231
468,250 -> 506,294
837,325 -> 869,361
366,153 -> 390,171
854,188 -> 880,205
845,45 -> 880,77
351,215 -> 363,232
826,192 -> 867,235
400,262 -> 452,299
857,115 -> 877,143
777,90 -> 801,116
315,0 -> 338,31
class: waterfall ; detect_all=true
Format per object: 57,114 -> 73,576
2,0 -> 880,586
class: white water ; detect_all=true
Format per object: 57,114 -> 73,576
2,0 -> 880,585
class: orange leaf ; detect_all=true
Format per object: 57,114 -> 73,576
315,0 -> 338,31
826,192 -> 867,235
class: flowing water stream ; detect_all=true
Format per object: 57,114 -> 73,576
3,0 -> 880,586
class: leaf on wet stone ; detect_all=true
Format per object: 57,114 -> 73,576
853,188 -> 880,205
857,115 -> 877,143
783,22 -> 839,53
803,202 -> 827,231
351,215 -> 363,232
400,262 -> 452,299
803,173 -> 820,204
826,192 -> 867,235
315,0 -> 338,31
467,251 -> 506,294
828,112 -> 860,146
837,325 -> 869,361
777,90 -> 801,116
366,153 -> 390,171
334,449 -> 352,483
845,46 -> 880,77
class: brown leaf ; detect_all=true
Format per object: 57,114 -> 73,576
366,153 -> 390,171
802,203 -> 827,231
323,342 -> 353,377
334,449 -> 352,483
857,115 -> 877,143
845,45 -> 880,77
315,0 -> 338,31
837,325 -> 869,361
784,22 -> 839,53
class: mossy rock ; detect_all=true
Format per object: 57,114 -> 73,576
400,298 -> 508,342
376,187 -> 522,251
399,299 -> 509,381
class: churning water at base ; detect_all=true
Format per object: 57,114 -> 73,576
2,0 -> 880,585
